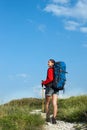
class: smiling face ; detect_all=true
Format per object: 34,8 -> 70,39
48,60 -> 54,67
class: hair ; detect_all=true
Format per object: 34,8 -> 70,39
49,59 -> 55,64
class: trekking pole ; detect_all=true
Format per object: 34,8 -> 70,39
42,84 -> 45,113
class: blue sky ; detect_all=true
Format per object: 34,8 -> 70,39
0,0 -> 87,104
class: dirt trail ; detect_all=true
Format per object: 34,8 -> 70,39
30,109 -> 87,130
30,109 -> 77,130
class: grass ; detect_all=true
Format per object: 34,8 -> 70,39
0,113 -> 44,130
57,95 -> 87,122
48,95 -> 87,122
0,98 -> 44,130
0,95 -> 87,130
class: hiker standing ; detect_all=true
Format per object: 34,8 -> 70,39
42,59 -> 58,124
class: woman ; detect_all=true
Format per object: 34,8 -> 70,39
42,59 -> 58,124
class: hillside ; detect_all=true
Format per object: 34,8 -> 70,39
0,95 -> 87,130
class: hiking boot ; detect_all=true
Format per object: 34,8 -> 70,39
46,113 -> 50,122
46,117 -> 50,122
52,117 -> 57,124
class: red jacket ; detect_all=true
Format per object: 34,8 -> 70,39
42,67 -> 54,85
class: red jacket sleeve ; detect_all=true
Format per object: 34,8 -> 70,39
42,68 -> 54,85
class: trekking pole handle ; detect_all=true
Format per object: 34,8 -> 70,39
41,80 -> 43,87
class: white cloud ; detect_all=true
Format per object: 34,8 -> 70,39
44,0 -> 87,20
58,93 -> 70,99
52,0 -> 69,4
74,0 -> 87,19
65,21 -> 80,30
38,24 -> 46,32
44,4 -> 71,16
28,19 -> 33,24
82,43 -> 87,48
16,73 -> 28,78
33,85 -> 45,98
44,0 -> 87,32
80,27 -> 87,33
8,73 -> 29,80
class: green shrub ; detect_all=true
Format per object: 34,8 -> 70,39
0,100 -> 44,130
0,113 -> 44,130
57,95 -> 87,122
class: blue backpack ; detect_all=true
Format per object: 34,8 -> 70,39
53,61 -> 67,91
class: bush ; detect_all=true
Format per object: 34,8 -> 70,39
57,95 -> 87,122
0,100 -> 44,130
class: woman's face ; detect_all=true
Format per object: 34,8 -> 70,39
48,60 -> 54,67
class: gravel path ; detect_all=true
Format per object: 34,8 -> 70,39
30,109 -> 87,130
44,120 -> 76,130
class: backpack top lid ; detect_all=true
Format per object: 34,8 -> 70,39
54,61 -> 66,72
54,61 -> 66,66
